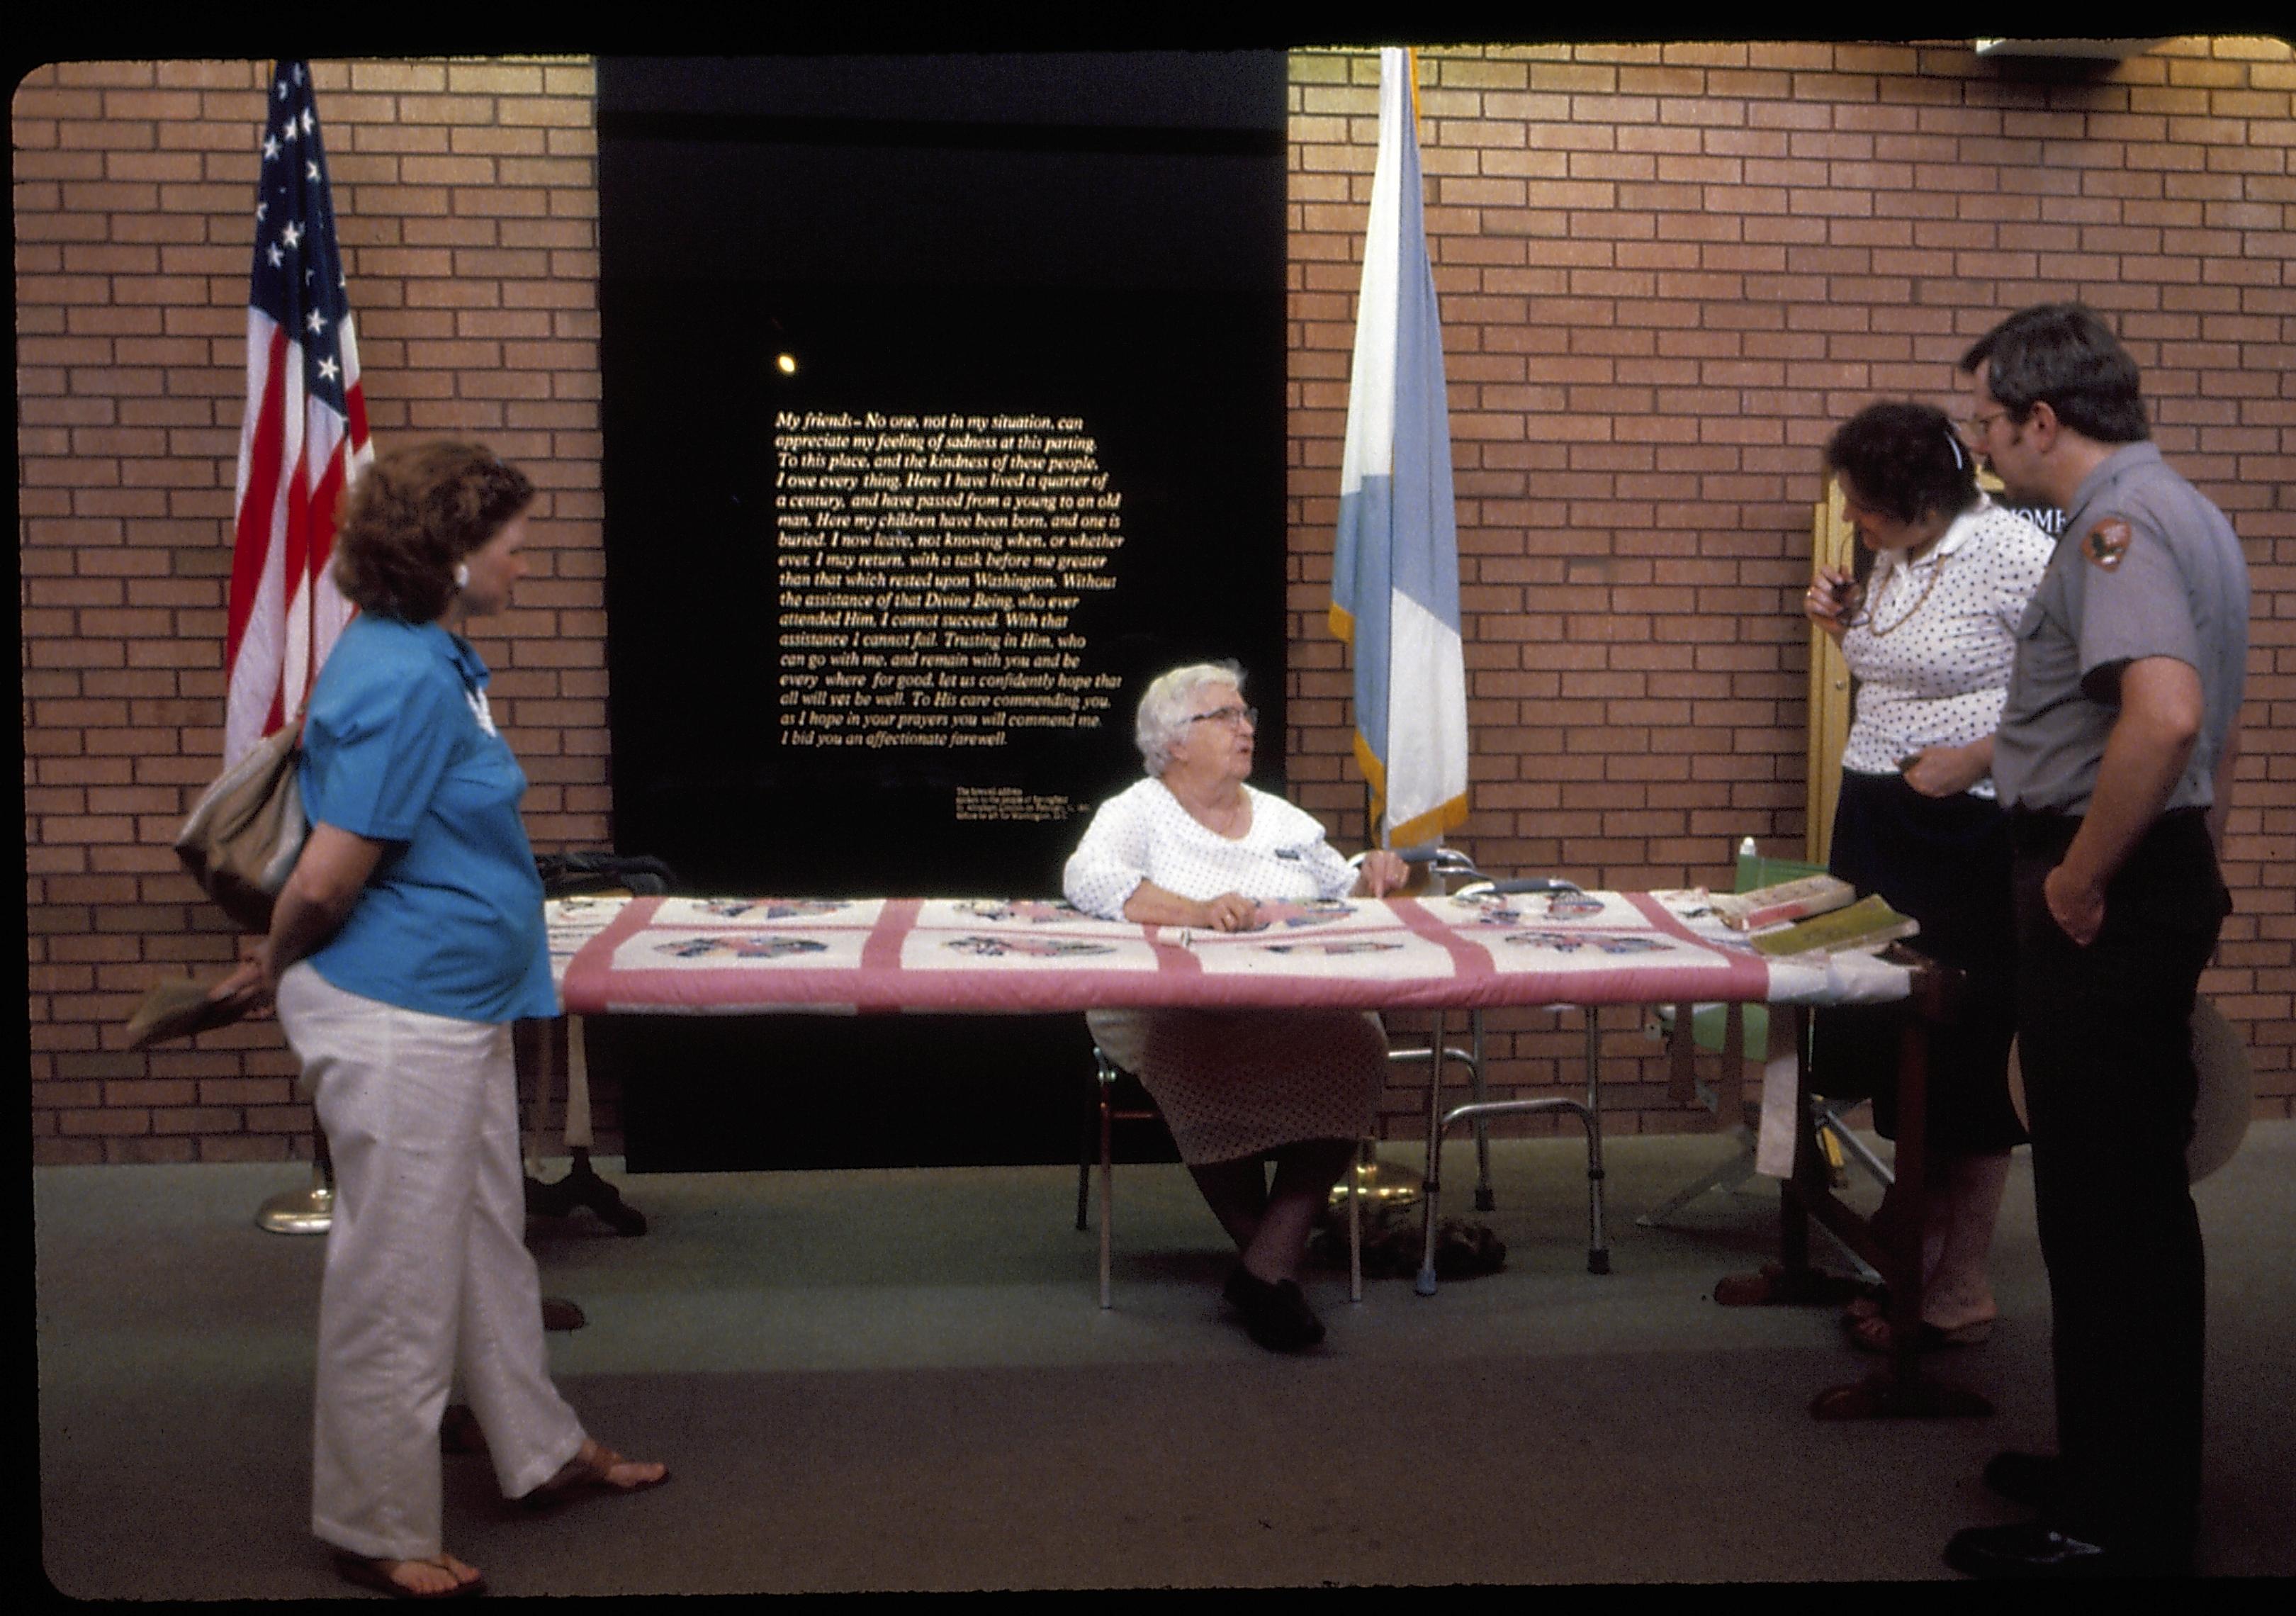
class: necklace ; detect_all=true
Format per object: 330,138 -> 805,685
1168,777 -> 1251,838
1863,551 -> 1949,638
1199,793 -> 1250,838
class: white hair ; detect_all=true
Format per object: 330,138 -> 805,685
1134,661 -> 1243,775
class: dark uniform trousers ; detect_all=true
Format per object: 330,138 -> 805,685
2009,806 -> 2227,1563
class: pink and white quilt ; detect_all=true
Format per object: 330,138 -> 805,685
546,890 -> 1908,1018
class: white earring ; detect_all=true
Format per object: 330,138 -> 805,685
454,562 -> 471,590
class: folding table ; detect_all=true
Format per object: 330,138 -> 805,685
538,887 -> 1971,1417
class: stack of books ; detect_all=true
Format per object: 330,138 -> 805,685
1746,894 -> 1919,958
1709,873 -> 1855,931
1709,874 -> 1919,958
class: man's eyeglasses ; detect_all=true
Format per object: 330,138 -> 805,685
1186,705 -> 1257,729
1959,408 -> 2011,437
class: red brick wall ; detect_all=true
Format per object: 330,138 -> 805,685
1285,42 -> 2295,1135
19,45 -> 2294,1163
20,59 -> 607,1162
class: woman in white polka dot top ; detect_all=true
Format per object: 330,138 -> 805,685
1064,662 -> 1409,1352
1803,399 -> 2054,1357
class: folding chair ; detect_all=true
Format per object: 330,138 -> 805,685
1078,1045 -> 1365,1311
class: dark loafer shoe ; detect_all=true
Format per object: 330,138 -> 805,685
1945,1521 -> 2189,1580
1222,1266 -> 1325,1352
1982,1450 -> 2065,1512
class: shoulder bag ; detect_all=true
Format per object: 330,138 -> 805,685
174,714 -> 308,933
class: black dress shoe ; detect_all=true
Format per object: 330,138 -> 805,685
1222,1265 -> 1325,1352
1945,1521 -> 2189,1580
1982,1450 -> 2064,1511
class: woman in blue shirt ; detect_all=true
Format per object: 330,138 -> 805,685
215,442 -> 665,1599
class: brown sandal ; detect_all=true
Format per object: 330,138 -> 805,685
1838,1283 -> 1889,1328
332,1551 -> 486,1600
522,1437 -> 670,1510
1847,1312 -> 1993,1354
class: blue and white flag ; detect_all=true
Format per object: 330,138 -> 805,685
1329,47 -> 1469,848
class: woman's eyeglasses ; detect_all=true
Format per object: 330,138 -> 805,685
1186,705 -> 1257,729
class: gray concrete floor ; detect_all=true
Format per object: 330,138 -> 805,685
33,1122 -> 2296,1593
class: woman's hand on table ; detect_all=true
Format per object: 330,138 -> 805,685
1120,880 -> 1261,931
1351,849 -> 1409,898
1193,892 -> 1265,932
1803,567 -> 1862,644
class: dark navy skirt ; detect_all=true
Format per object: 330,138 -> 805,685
1809,768 -> 2027,1154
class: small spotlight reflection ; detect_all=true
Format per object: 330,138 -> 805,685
775,352 -> 798,376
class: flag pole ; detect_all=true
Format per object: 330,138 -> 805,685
1330,43 -> 1482,1221
231,60 -> 371,1234
256,1125 -> 335,1234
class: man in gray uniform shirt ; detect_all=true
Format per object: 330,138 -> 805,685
1944,303 -> 2248,1579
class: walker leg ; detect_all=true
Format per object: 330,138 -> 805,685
1470,1010 -> 1495,1211
1414,1152 -> 1443,1298
1417,1010 -> 1446,1296
1583,1010 -> 1609,1275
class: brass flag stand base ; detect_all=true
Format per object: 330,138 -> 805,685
257,1122 -> 334,1235
1330,1147 -> 1423,1215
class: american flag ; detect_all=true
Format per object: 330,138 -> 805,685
224,59 -> 371,765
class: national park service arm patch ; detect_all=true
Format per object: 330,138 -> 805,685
2082,517 -> 2133,571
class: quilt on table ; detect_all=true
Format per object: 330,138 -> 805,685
547,890 -> 1906,1019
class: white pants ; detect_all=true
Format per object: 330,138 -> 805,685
278,965 -> 585,1560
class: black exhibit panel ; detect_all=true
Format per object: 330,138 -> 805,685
595,56 -> 1288,1169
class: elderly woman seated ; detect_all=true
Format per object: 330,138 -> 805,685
1063,661 -> 1408,1352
